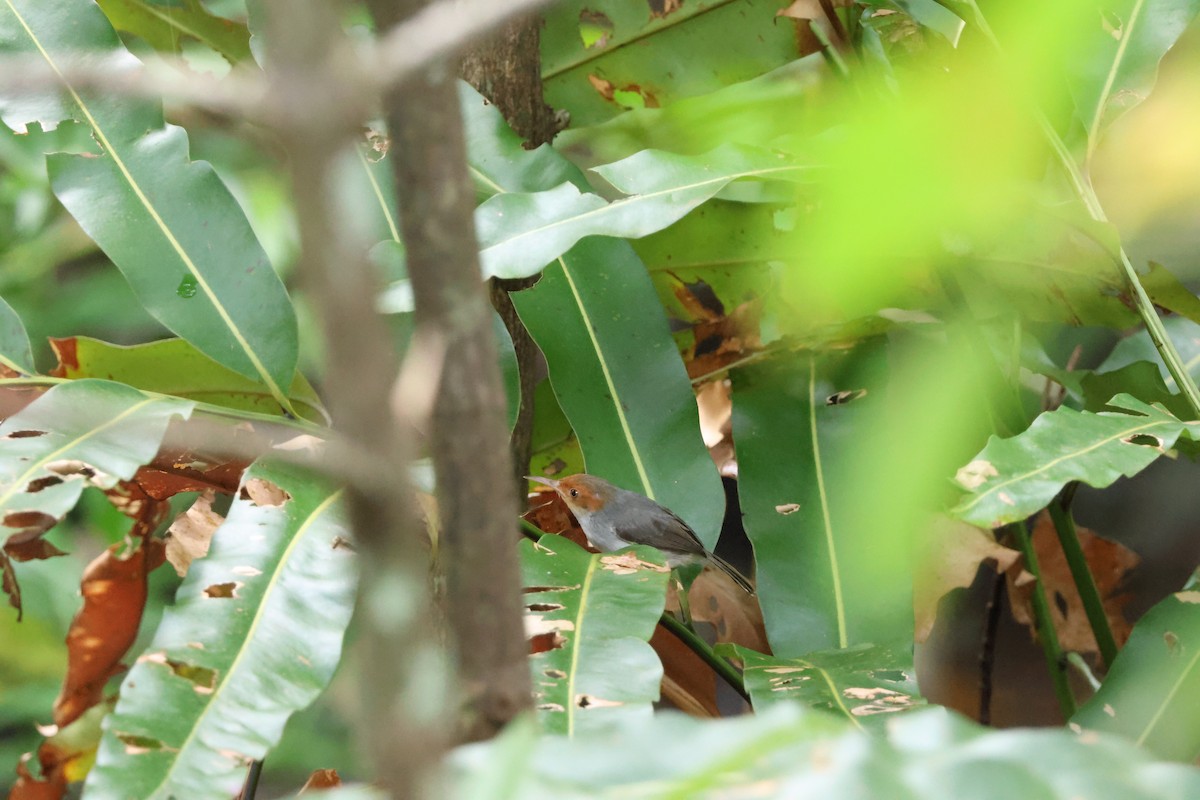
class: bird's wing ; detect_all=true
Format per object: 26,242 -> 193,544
616,506 -> 706,556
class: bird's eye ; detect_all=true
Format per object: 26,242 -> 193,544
569,488 -> 579,498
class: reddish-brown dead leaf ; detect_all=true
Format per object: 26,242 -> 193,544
587,74 -> 614,101
5,536 -> 67,563
672,275 -> 726,322
165,491 -> 223,577
53,483 -> 168,728
1007,512 -> 1139,654
684,299 -> 763,380
916,517 -> 1021,642
677,570 -> 769,651
299,769 -> 343,792
53,536 -> 166,728
2,550 -> 21,620
9,751 -> 66,800
524,489 -> 592,552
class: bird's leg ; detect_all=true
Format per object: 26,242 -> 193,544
672,571 -> 693,629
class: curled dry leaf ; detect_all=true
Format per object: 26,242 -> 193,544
524,488 -> 592,552
915,516 -> 1021,643
165,491 -> 223,577
697,379 -> 737,477
299,769 -> 342,793
1007,512 -> 1139,654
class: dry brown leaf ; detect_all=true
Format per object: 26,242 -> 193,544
685,299 -> 763,381
697,380 -> 737,477
55,483 -> 168,728
298,768 -> 342,793
915,517 -> 1021,642
523,489 -> 592,552
668,569 -> 769,652
1007,512 -> 1139,654
165,491 -> 223,577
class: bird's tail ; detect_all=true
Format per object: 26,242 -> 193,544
705,551 -> 755,595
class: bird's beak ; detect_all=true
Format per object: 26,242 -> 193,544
525,475 -> 558,490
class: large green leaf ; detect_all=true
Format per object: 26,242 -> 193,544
541,0 -> 808,127
477,145 -> 810,280
0,379 -> 192,530
0,380 -> 192,614
0,293 -> 34,374
448,703 -> 1200,799
1073,591 -> 1200,761
0,0 -> 299,411
720,642 -> 924,730
520,536 -> 668,736
86,460 -> 355,799
95,0 -> 252,63
952,394 -> 1200,528
1069,0 -> 1200,159
513,238 -> 726,547
50,336 -> 327,424
730,355 -> 912,655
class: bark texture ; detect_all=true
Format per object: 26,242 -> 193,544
461,15 -> 557,500
367,0 -> 532,744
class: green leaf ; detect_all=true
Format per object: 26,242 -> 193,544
541,0 -> 809,127
1069,0 -> 1200,159
1073,591 -> 1200,761
952,394 -> 1200,528
477,145 -> 809,280
861,0 -> 965,44
0,380 -> 192,614
448,703 -> 1200,798
719,642 -> 924,729
0,0 -> 299,411
731,355 -> 911,655
0,294 -> 34,374
512,238 -> 726,547
520,537 -> 668,736
50,336 -> 327,424
0,380 -> 192,527
86,461 -> 355,799
95,0 -> 252,63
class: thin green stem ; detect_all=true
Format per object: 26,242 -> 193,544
658,610 -> 751,705
1048,489 -> 1119,669
961,2 -> 1200,420
810,23 -> 850,80
1008,521 -> 1076,718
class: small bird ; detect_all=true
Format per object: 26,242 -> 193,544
527,473 -> 754,594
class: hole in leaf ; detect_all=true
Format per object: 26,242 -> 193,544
239,478 -> 289,507
827,389 -> 868,406
523,585 -> 575,594
115,733 -> 169,754
6,430 -> 46,439
578,9 -> 614,48
543,668 -> 567,679
1054,590 -> 1069,618
204,582 -> 240,599
1123,434 -> 1162,448
528,631 -> 566,654
26,476 -> 63,493
526,603 -> 565,612
647,0 -> 682,18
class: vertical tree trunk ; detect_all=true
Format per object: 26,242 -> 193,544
461,16 -> 558,500
263,2 -> 446,796
366,0 -> 532,743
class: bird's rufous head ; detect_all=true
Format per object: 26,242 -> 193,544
526,474 -> 615,515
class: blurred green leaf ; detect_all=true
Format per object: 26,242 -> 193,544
719,642 -> 924,728
520,537 -> 668,736
86,460 -> 355,799
95,0 -> 252,63
862,0 -> 965,44
477,146 -> 810,280
731,353 -> 918,655
50,336 -> 327,423
448,703 -> 1200,799
952,394 -> 1200,528
1073,591 -> 1200,761
0,294 -> 34,374
512,238 -> 726,547
541,0 -> 807,127
1069,0 -> 1200,160
0,0 -> 299,411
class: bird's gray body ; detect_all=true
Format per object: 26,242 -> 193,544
528,474 -> 754,593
